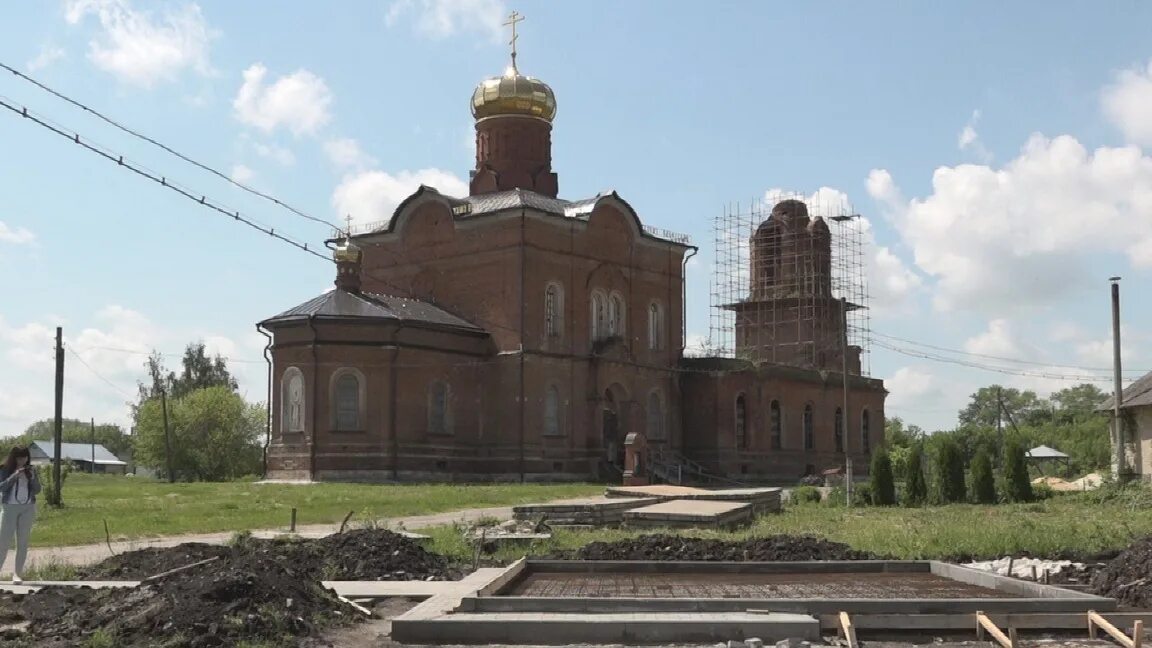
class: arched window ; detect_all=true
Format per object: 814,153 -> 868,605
861,409 -> 871,453
332,369 -> 363,431
544,386 -> 561,436
735,395 -> 747,449
834,407 -> 844,453
769,400 -> 782,450
803,404 -> 814,450
429,382 -> 452,435
648,302 -> 664,351
609,292 -> 625,337
591,291 -> 607,341
545,283 -> 563,338
646,391 -> 665,440
280,367 -> 305,433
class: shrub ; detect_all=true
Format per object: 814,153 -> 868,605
905,444 -> 928,506
1002,440 -> 1034,503
870,448 -> 897,506
791,486 -> 822,505
932,438 -> 967,504
970,448 -> 996,504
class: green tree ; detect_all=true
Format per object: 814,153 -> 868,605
970,448 -> 996,504
932,438 -> 967,504
904,444 -> 928,506
1,419 -> 132,462
1050,384 -> 1108,419
133,386 -> 264,481
958,385 -> 1050,429
870,447 -> 896,505
1001,439 -> 1034,502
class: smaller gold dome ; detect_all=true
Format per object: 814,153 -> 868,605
333,238 -> 362,263
471,67 -> 557,122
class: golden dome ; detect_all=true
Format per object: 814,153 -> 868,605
333,238 -> 361,264
471,67 -> 557,122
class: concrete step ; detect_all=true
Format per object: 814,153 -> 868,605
392,611 -> 819,645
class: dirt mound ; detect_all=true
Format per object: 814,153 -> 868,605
564,533 -> 881,562
77,542 -> 230,579
1091,536 -> 1152,608
22,551 -> 358,648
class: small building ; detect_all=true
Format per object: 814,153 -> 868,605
30,441 -> 128,474
1100,371 -> 1152,481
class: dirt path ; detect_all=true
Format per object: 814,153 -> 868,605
27,504 -> 516,569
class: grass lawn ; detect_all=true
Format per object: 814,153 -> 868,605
419,491 -> 1152,563
31,474 -> 603,547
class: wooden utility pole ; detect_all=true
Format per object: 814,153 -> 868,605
1110,277 -> 1127,481
841,297 -> 852,507
90,417 -> 96,473
160,388 -> 175,483
53,327 -> 64,506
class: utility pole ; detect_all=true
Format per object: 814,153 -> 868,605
841,296 -> 852,506
996,387 -> 1003,464
90,417 -> 96,474
53,327 -> 64,506
1110,277 -> 1127,481
160,388 -> 175,483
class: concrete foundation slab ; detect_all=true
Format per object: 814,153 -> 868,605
606,485 -> 783,514
512,496 -> 658,526
623,499 -> 753,529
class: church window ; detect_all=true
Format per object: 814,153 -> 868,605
735,395 -> 747,449
608,293 -> 625,337
769,400 -> 782,450
803,403 -> 814,450
591,290 -> 607,341
646,391 -> 665,440
429,382 -> 452,435
545,282 -> 563,337
280,367 -> 305,433
332,369 -> 363,431
861,409 -> 871,453
544,386 -> 562,436
648,301 -> 664,350
834,407 -> 844,453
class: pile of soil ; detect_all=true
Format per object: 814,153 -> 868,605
78,530 -> 461,582
3,529 -> 462,647
1090,536 -> 1152,608
560,533 -> 881,562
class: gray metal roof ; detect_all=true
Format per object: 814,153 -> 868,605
1099,371 -> 1152,411
1026,445 -> 1069,459
260,289 -> 484,333
30,440 -> 126,465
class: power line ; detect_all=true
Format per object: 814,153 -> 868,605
871,330 -> 1150,374
73,344 -> 267,365
871,338 -> 1119,383
0,94 -> 333,263
65,345 -> 136,401
0,60 -> 341,232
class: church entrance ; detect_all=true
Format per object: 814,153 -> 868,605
602,385 -> 626,469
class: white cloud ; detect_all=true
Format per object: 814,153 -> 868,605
1102,59 -> 1152,147
0,307 -> 267,436
0,222 -> 35,245
884,366 -> 945,414
957,109 -> 992,162
385,0 -> 507,41
683,333 -> 710,357
27,45 -> 66,72
964,318 -> 1027,359
229,164 -> 254,184
253,142 -> 295,166
324,138 -> 377,170
233,64 -> 332,137
64,0 -> 213,87
869,135 -> 1152,313
331,168 -> 467,229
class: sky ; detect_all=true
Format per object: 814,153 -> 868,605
1,1 -> 1151,437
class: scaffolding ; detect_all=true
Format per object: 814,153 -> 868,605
708,190 -> 871,376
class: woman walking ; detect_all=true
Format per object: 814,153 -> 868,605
0,447 -> 41,583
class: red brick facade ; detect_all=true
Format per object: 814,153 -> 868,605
257,65 -> 886,483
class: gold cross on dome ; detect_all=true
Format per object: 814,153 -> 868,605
504,10 -> 524,72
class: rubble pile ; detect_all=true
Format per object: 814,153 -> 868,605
565,533 -> 881,562
1091,536 -> 1152,608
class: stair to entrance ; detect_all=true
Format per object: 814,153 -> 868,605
648,447 -> 748,487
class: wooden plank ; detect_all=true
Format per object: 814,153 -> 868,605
1090,610 -> 1139,648
976,611 -> 1014,648
839,611 -> 859,648
817,612 -> 1152,631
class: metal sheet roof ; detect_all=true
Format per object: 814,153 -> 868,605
1098,371 -> 1152,411
1026,445 -> 1069,459
260,289 -> 484,333
30,440 -> 126,465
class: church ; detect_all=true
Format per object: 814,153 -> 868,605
257,30 -> 887,483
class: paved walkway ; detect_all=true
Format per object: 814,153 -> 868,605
28,504 -> 519,568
